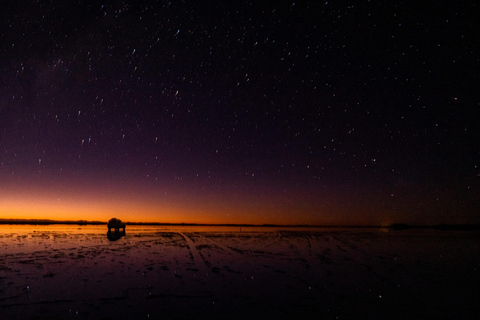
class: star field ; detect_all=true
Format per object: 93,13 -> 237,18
1,1 -> 478,224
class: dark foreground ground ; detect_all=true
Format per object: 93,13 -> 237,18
1,226 -> 479,319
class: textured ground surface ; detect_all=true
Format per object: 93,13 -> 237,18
1,226 -> 479,319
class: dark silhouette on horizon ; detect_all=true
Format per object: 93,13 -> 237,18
107,218 -> 126,241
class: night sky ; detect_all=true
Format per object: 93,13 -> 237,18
1,1 -> 478,225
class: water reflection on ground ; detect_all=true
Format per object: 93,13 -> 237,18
0,225 -> 479,319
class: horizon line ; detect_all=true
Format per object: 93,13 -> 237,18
1,219 -> 479,230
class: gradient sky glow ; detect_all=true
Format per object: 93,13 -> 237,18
1,1 -> 478,225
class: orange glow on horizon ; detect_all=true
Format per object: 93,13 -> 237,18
0,175 -> 374,226
0,189 -> 339,225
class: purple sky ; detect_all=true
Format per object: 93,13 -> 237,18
1,1 -> 478,225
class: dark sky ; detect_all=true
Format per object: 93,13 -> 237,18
1,1 -> 478,225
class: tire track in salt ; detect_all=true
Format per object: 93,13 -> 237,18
177,232 -> 209,276
256,231 -> 282,250
193,233 -> 242,256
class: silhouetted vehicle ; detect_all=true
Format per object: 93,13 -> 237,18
107,218 -> 126,241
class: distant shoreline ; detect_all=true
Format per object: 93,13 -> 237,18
0,219 -> 479,230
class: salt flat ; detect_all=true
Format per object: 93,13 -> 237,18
0,225 -> 479,319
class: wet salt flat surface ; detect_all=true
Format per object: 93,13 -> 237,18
1,225 -> 479,319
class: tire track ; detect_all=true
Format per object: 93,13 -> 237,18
193,233 -> 241,256
177,232 -> 209,276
